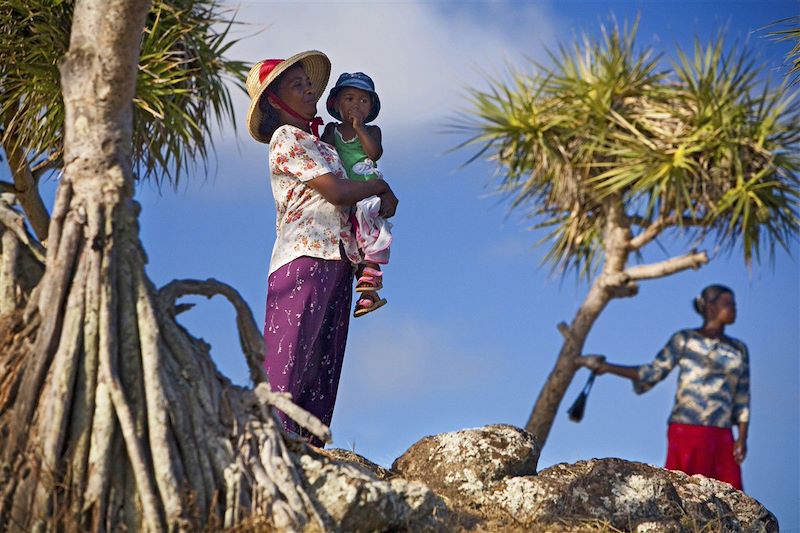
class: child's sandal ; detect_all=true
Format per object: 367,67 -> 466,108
355,267 -> 383,293
353,294 -> 387,318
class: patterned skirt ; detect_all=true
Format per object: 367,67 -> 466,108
263,253 -> 353,447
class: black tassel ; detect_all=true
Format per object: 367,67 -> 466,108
567,372 -> 596,423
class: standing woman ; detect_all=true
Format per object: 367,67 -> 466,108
580,285 -> 750,490
246,51 -> 397,446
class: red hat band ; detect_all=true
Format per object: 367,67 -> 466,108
258,59 -> 284,84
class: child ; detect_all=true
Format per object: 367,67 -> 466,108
322,72 -> 392,318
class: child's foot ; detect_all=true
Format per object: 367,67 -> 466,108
353,291 -> 387,317
355,266 -> 383,293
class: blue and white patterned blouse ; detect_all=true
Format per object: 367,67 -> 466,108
635,329 -> 750,428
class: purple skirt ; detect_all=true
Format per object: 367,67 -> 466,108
263,253 -> 353,446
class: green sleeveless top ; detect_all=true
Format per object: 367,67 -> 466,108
333,128 -> 381,182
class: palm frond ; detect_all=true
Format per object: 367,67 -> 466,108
0,0 -> 247,188
453,20 -> 800,276
766,16 -> 800,85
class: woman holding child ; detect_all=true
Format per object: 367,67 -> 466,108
245,50 -> 396,446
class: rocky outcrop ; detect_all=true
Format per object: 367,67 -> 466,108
295,445 -> 450,532
302,425 -> 777,532
489,459 -> 778,532
391,424 -> 540,503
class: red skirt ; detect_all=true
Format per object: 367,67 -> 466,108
665,423 -> 742,490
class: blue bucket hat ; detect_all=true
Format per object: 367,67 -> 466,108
326,72 -> 381,123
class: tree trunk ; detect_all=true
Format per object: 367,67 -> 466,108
0,1 -> 327,530
525,198 -> 635,447
524,281 -> 613,444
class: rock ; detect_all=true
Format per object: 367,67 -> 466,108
392,424 -> 540,503
297,446 -> 450,532
296,425 -> 777,532
388,426 -> 776,532
316,447 -> 396,481
488,458 -> 778,532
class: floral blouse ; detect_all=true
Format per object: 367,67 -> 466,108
267,125 -> 360,274
635,329 -> 751,428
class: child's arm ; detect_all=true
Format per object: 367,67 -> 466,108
353,121 -> 383,162
321,122 -> 336,145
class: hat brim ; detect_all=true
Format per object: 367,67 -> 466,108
326,82 -> 381,123
246,50 -> 331,143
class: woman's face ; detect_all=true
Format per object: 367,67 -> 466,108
273,64 -> 317,119
335,87 -> 373,124
709,291 -> 737,325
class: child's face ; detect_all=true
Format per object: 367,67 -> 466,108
335,87 -> 373,124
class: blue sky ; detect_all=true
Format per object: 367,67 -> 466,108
8,0 -> 798,529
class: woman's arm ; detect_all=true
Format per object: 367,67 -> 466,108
581,333 -> 683,394
306,173 -> 397,217
734,421 -> 748,464
598,362 -> 641,380
579,356 -> 640,381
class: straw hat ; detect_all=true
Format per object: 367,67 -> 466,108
246,50 -> 331,143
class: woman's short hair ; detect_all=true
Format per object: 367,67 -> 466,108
693,284 -> 734,315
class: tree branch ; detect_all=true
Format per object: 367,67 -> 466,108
628,214 -> 708,250
0,181 -> 15,194
1,108 -> 52,241
157,278 -> 267,386
157,280 -> 334,443
0,198 -> 46,264
31,155 -> 61,181
599,272 -> 639,298
629,214 -> 704,227
557,321 -> 573,341
628,215 -> 671,251
254,384 -> 332,444
625,250 -> 709,281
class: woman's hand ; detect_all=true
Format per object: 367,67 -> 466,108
378,186 -> 398,218
733,438 -> 747,464
578,355 -> 607,374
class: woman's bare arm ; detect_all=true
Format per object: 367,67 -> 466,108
734,422 -> 748,463
579,355 -> 640,381
306,173 -> 397,217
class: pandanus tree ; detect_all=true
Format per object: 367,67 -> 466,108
455,22 -> 800,449
0,0 -> 244,243
0,0 -> 334,530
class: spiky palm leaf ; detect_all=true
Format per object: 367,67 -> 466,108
0,0 -> 246,187
0,0 -> 69,176
768,16 -> 800,85
454,21 -> 800,276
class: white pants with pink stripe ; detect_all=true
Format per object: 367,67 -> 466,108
354,196 -> 392,264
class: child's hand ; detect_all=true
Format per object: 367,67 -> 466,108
350,111 -> 366,131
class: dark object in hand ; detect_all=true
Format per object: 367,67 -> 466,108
567,372 -> 596,423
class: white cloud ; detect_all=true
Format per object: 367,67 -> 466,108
221,1 -> 560,134
194,1 -> 562,195
340,313 -> 494,401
